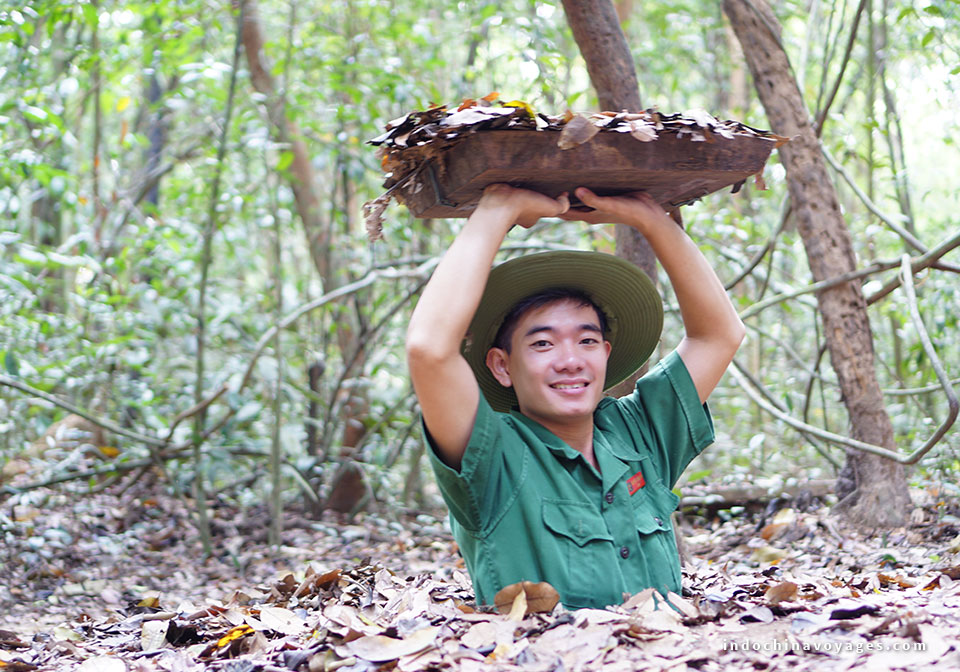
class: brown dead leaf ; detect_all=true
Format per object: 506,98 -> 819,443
362,193 -> 390,242
557,114 -> 600,150
760,508 -> 796,541
771,133 -> 792,148
494,581 -> 559,616
0,630 -> 28,649
0,662 -> 39,672
754,170 -> 768,191
764,580 -> 798,605
878,573 -> 916,589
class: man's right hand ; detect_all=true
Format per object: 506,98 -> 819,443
475,184 -> 570,229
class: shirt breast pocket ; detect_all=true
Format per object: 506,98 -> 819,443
629,479 -> 683,594
541,499 -> 616,608
630,480 -> 679,535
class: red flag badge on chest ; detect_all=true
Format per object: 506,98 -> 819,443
628,470 -> 645,495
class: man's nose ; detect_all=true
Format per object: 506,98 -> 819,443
554,343 -> 585,370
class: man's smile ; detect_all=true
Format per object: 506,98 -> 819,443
550,381 -> 590,390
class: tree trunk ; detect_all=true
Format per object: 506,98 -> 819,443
561,0 -> 657,395
237,0 -> 331,284
723,0 -> 910,527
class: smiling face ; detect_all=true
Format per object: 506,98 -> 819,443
484,299 -> 612,431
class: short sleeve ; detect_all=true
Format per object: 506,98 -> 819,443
424,390 -> 510,532
599,350 -> 714,488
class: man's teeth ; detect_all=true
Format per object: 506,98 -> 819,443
552,383 -> 586,389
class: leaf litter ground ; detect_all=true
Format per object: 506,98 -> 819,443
3,482 -> 960,671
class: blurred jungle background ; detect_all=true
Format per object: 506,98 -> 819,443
1,0 -> 958,580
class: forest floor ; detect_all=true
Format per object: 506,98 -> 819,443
3,477 -> 960,672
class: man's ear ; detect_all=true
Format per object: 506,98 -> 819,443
485,348 -> 513,388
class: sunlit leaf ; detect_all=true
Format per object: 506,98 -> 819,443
502,99 -> 534,118
276,150 -> 295,172
216,624 -> 253,648
493,581 -> 559,616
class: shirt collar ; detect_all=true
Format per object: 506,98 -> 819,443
592,430 -> 630,493
508,408 -> 636,480
508,408 -> 583,461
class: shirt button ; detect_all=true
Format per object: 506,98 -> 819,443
620,546 -> 630,559
605,492 -> 615,504
654,516 -> 663,526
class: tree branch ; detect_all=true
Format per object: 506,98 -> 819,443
0,375 -> 167,448
821,144 -> 925,253
814,0 -> 868,135
866,228 -> 960,304
731,358 -> 841,468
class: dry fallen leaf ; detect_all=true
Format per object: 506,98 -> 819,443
216,624 -> 253,648
140,619 -> 169,651
78,658 -> 125,672
493,581 -> 560,616
750,545 -> 788,564
506,588 -> 527,622
664,591 -> 700,619
764,580 -> 798,605
557,114 -> 600,150
628,118 -> 658,142
259,606 -> 306,635
338,625 -> 440,662
622,587 -> 659,613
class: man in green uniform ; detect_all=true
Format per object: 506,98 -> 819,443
406,184 -> 744,610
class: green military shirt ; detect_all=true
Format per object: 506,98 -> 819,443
426,350 -> 714,610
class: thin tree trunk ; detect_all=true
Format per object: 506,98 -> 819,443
237,0 -> 331,285
723,0 -> 910,527
191,2 -> 245,554
877,2 -> 915,235
144,72 -> 166,210
91,0 -> 104,247
269,172 -> 284,545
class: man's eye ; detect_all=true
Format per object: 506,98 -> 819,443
581,337 -> 599,345
532,340 -> 551,348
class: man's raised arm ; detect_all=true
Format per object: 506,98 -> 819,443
563,188 -> 745,402
406,185 -> 569,470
